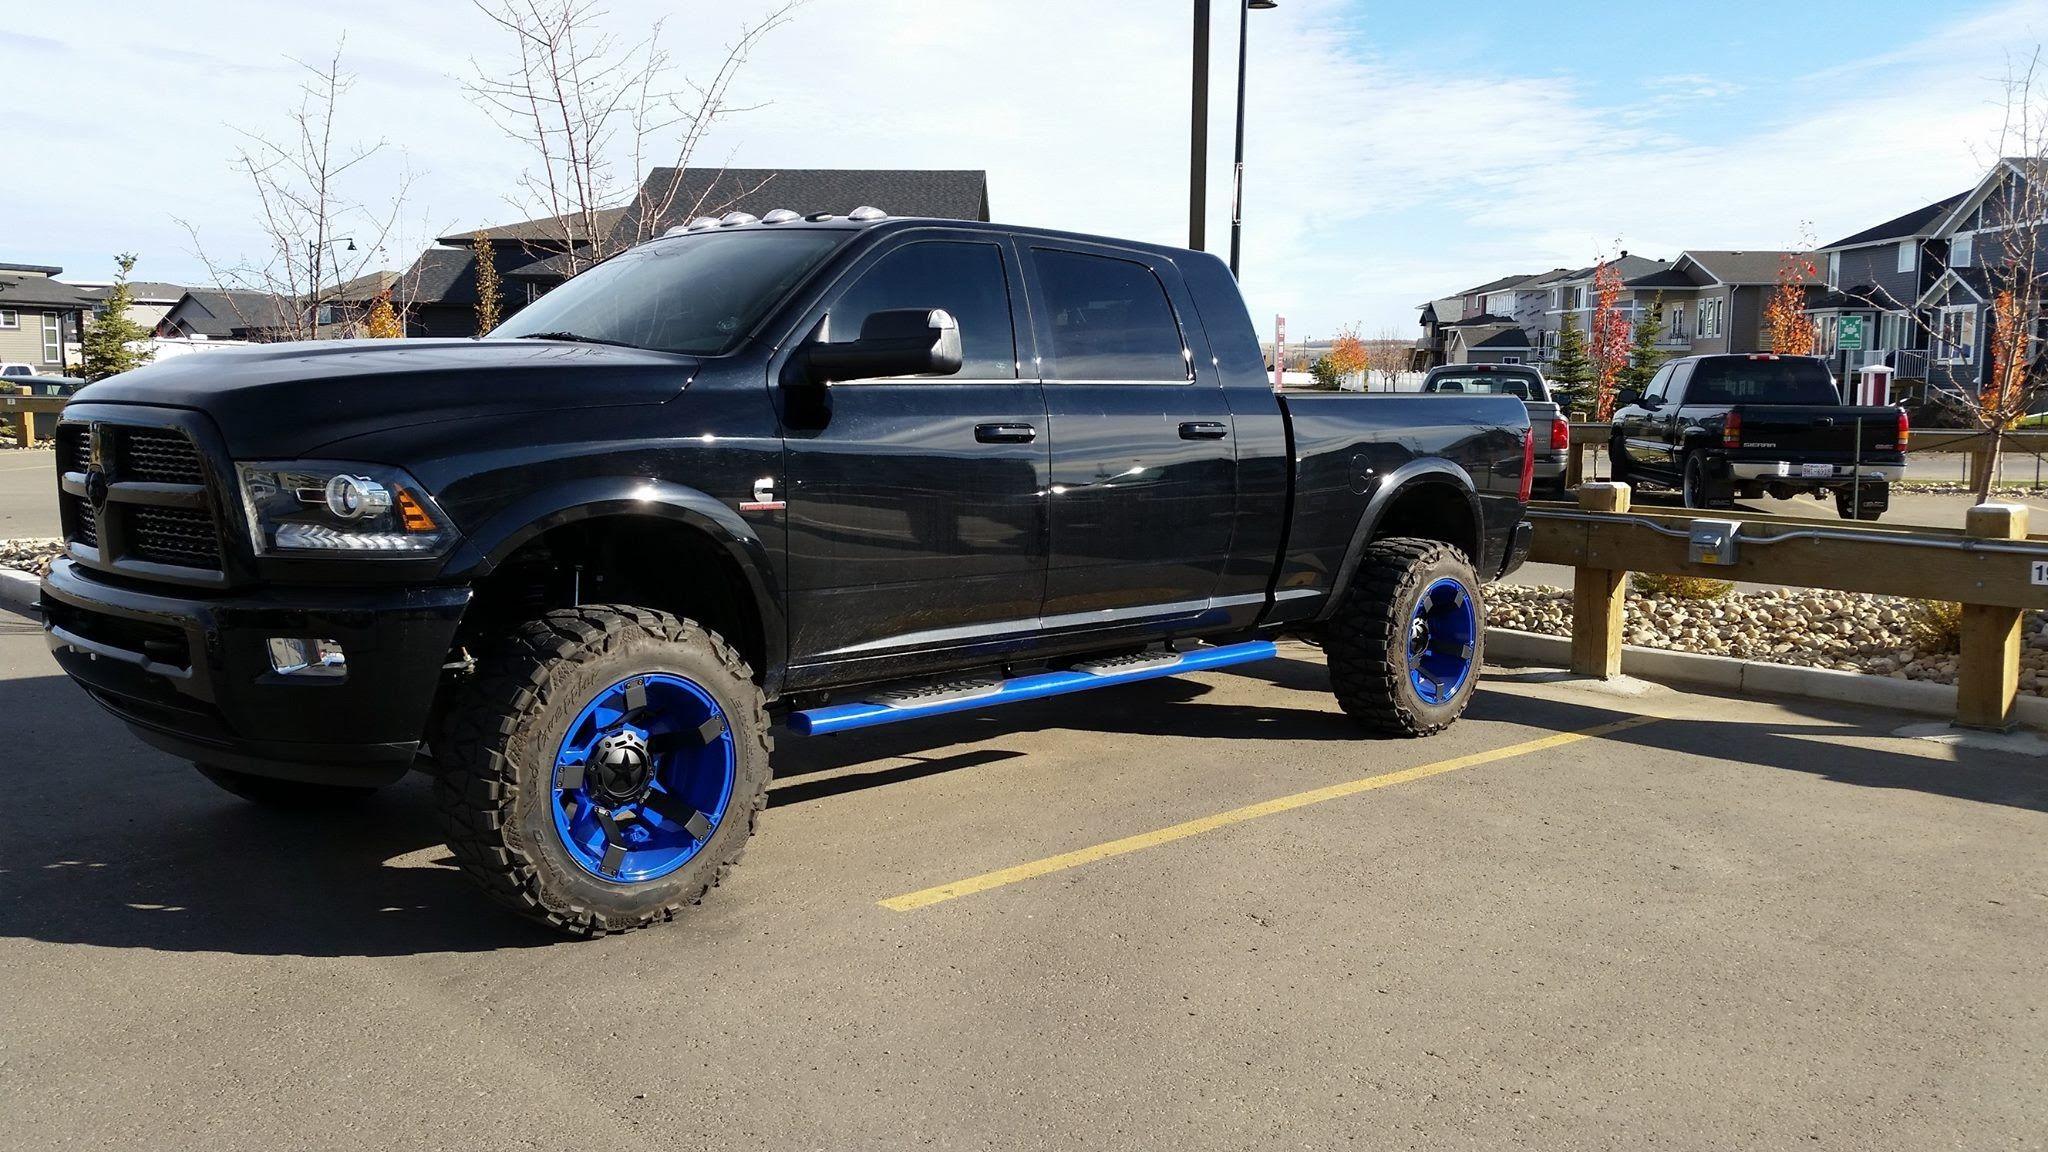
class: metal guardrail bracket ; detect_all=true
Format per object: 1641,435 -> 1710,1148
1687,519 -> 1742,566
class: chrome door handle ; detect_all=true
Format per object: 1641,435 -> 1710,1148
975,423 -> 1038,444
1179,421 -> 1229,440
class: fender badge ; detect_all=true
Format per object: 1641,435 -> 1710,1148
739,477 -> 785,513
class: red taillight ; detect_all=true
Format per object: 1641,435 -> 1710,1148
1722,410 -> 1743,449
1518,427 -> 1535,502
1549,416 -> 1569,451
1897,409 -> 1910,451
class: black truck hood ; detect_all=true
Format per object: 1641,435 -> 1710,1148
73,338 -> 700,457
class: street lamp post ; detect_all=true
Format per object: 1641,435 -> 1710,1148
1229,0 -> 1277,279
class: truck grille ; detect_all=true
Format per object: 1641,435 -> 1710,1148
128,506 -> 222,568
57,420 -> 226,579
117,429 -> 207,485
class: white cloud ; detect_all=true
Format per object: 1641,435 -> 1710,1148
0,0 -> 2040,339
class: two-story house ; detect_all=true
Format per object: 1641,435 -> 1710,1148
1624,250 -> 1819,356
1807,190 -> 1965,388
1914,158 -> 2045,399
1528,253 -> 1673,362
0,263 -> 99,374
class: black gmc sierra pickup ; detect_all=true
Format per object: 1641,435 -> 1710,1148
40,210 -> 1533,934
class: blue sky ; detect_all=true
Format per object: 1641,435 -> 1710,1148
1,0 -> 2039,340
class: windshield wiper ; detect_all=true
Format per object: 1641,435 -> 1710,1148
515,331 -> 647,350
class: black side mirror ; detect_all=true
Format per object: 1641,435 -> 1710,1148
1615,387 -> 1643,408
797,308 -> 963,384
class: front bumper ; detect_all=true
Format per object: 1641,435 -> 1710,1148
1726,461 -> 1904,483
40,559 -> 469,784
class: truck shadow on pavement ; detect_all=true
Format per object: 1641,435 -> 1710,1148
3,655 -> 2043,958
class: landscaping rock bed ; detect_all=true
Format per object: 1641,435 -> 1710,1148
1894,480 -> 2048,500
0,539 -> 62,577
1487,582 -> 2048,697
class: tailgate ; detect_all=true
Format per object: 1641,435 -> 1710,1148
1735,405 -> 1902,457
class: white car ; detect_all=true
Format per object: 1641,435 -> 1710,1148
0,363 -> 37,379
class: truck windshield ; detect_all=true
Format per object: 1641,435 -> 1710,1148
490,230 -> 846,355
1686,358 -> 1840,405
1426,372 -> 1540,400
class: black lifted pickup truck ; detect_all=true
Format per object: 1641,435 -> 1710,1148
40,211 -> 1533,934
1609,353 -> 1907,519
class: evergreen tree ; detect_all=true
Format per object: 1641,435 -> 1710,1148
1549,311 -> 1592,415
80,254 -> 155,382
1618,295 -> 1667,394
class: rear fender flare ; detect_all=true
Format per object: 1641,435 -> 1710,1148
1318,460 -> 1483,622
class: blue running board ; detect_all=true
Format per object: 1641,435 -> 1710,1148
786,640 -> 1279,737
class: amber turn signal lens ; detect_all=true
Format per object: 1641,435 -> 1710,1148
396,489 -> 438,532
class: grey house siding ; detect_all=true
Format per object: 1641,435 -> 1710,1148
1924,279 -> 1987,393
1730,286 -> 1766,353
1834,244 -> 1919,311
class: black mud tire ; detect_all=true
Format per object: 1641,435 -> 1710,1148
194,764 -> 381,808
1681,450 -> 1726,510
1608,432 -> 1633,485
433,605 -> 772,937
1323,538 -> 1482,737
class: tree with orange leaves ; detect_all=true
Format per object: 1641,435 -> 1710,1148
1588,259 -> 1631,419
1763,252 -> 1818,355
1325,324 -> 1370,385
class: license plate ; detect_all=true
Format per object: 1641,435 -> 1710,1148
1800,463 -> 1834,479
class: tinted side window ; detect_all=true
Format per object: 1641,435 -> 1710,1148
830,240 -> 1016,379
1643,364 -> 1676,401
1032,249 -> 1189,381
1663,362 -> 1695,404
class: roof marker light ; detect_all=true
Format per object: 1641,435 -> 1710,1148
848,205 -> 888,222
761,208 -> 801,224
662,225 -> 691,238
686,216 -> 720,231
719,211 -> 760,227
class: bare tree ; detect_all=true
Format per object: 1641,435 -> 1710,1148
1853,50 -> 2048,501
465,0 -> 804,276
1367,329 -> 1410,392
179,39 -> 414,342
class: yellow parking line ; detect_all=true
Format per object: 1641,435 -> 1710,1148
880,715 -> 1664,912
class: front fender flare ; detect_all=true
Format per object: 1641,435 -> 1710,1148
444,477 -> 785,685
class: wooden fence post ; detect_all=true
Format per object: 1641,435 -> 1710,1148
1571,482 -> 1631,679
1956,503 -> 2029,730
1565,435 -> 1586,490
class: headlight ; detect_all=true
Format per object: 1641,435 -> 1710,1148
237,462 -> 457,556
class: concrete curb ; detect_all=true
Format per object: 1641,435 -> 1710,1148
0,567 -> 39,615
1484,626 -> 2048,730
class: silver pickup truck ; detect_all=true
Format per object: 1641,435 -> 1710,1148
1422,364 -> 1567,497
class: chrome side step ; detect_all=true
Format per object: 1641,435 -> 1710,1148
786,640 -> 1278,737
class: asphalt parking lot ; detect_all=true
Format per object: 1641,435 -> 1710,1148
1,611 -> 2044,1150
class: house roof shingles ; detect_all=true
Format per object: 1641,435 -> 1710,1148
0,276 -> 100,310
1822,192 -> 1969,251
1682,250 -> 1814,286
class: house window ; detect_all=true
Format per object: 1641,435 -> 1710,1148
1878,312 -> 1911,351
1668,304 -> 1687,340
1815,314 -> 1838,357
1937,306 -> 1977,364
316,305 -> 336,326
1699,298 -> 1724,338
0,309 -> 15,329
1502,355 -> 1522,365
41,313 -> 62,363
1953,233 -> 1974,268
1827,251 -> 1841,289
1896,241 -> 1915,274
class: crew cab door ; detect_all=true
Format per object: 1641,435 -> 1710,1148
778,234 -> 1048,680
1619,361 -> 1686,474
1024,243 -> 1238,628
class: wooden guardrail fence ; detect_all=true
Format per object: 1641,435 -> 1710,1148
2,391 -> 67,449
1528,483 -> 2047,730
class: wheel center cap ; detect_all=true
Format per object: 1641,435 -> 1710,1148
589,730 -> 653,805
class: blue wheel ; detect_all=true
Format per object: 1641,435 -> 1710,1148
1407,577 -> 1478,706
1325,538 -> 1484,736
436,606 -> 771,936
551,674 -> 738,883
